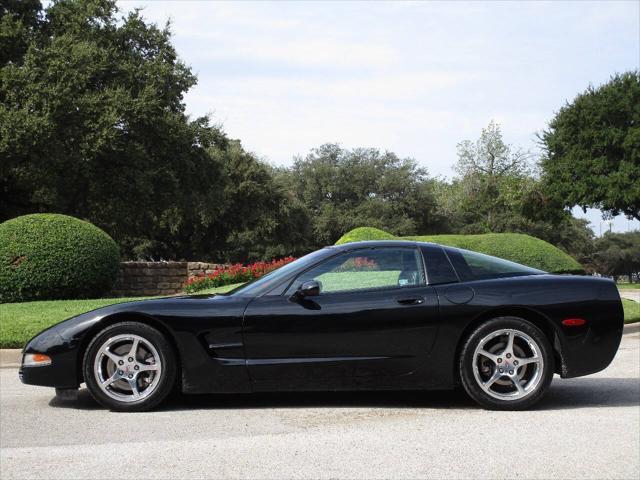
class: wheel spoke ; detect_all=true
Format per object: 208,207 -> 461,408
478,349 -> 499,364
504,331 -> 515,355
129,338 -> 140,360
127,378 -> 140,398
511,376 -> 525,394
481,370 -> 502,391
137,363 -> 159,372
517,355 -> 540,366
100,372 -> 120,388
103,348 -> 121,365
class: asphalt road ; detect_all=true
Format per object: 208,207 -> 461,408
1,331 -> 639,480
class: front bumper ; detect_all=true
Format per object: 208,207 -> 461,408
20,333 -> 82,389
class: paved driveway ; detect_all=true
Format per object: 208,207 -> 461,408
1,331 -> 638,480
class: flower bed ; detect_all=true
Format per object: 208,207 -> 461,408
183,257 -> 296,294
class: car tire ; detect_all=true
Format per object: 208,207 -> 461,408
459,316 -> 554,410
83,321 -> 177,412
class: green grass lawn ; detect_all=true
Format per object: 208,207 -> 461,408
617,282 -> 640,290
0,284 -> 239,349
623,299 -> 640,324
1,282 -> 638,349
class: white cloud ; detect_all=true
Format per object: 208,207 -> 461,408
119,0 -> 638,181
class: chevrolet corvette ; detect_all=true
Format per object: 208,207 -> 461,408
20,240 -> 624,411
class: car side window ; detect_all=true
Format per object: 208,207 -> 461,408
286,248 -> 425,295
444,247 -> 543,281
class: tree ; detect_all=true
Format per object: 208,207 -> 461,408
590,231 -> 640,282
455,120 -> 532,179
213,141 -> 312,262
278,144 -> 444,248
440,121 -> 595,260
0,0 -> 305,262
0,0 -> 222,257
540,72 -> 640,220
448,120 -> 534,232
0,0 -> 43,66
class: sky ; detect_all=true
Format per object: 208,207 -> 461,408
119,0 -> 640,234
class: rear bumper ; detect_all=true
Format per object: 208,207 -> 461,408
558,299 -> 624,378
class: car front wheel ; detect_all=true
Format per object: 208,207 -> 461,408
83,322 -> 177,411
459,317 -> 554,410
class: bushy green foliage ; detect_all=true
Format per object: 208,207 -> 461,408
0,214 -> 120,302
336,227 -> 584,274
589,231 -> 640,282
0,1 -> 307,263
436,121 -> 596,261
541,72 -> 640,220
335,227 -> 396,244
276,144 -> 445,249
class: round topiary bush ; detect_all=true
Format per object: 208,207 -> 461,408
335,227 -> 396,245
0,214 -> 120,303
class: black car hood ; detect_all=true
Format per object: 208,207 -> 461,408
24,293 -> 252,353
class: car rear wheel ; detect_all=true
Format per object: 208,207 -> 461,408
459,317 -> 554,410
83,322 -> 176,412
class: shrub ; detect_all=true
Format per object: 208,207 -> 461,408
335,227 -> 584,274
335,227 -> 396,245
0,214 -> 120,303
184,257 -> 296,293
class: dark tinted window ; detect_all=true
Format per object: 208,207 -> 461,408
444,247 -> 543,282
420,246 -> 458,285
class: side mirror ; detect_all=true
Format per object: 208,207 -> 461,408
296,280 -> 320,298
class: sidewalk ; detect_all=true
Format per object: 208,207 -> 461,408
620,290 -> 640,303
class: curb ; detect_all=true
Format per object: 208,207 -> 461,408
624,322 -> 640,334
0,349 -> 21,369
1,322 -> 639,369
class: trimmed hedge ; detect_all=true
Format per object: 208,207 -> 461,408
335,227 -> 396,244
0,214 -> 120,303
335,227 -> 584,274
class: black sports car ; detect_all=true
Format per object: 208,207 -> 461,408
20,240 -> 624,411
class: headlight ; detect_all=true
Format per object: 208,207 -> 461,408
22,353 -> 52,367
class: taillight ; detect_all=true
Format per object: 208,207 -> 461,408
562,318 -> 587,327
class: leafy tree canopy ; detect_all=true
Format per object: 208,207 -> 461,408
589,231 -> 640,282
0,0 -> 300,262
437,121 -> 595,259
541,72 -> 640,220
277,144 -> 445,248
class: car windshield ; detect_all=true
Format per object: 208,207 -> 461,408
224,248 -> 334,297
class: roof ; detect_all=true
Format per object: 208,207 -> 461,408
329,240 -> 437,250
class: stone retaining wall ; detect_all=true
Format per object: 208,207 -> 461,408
111,261 -> 227,297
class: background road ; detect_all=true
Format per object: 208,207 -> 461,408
1,330 -> 639,480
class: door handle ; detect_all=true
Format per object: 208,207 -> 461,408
396,296 -> 424,305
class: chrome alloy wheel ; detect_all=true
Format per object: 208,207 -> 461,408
93,334 -> 162,403
472,328 -> 544,401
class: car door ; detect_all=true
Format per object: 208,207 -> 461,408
242,246 -> 440,390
